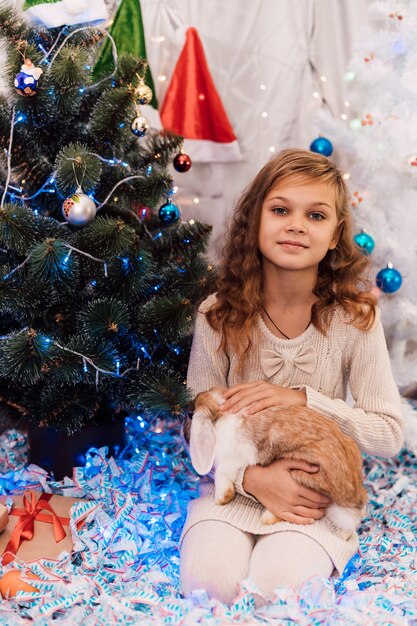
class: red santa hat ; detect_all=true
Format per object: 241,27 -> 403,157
160,27 -> 241,163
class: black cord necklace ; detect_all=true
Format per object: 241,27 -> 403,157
261,305 -> 311,340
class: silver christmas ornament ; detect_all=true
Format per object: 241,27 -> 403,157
131,115 -> 150,137
62,190 -> 96,226
135,82 -> 153,105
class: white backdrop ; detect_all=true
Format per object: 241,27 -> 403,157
140,0 -> 369,257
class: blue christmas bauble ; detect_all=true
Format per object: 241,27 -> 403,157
14,71 -> 38,96
353,231 -> 375,255
309,137 -> 333,157
158,201 -> 181,224
376,265 -> 402,294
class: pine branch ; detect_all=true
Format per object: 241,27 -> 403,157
48,334 -> 120,385
0,328 -> 58,385
125,367 -> 191,417
113,53 -> 148,86
151,221 -> 212,262
55,143 -> 102,195
132,132 -> 184,171
89,249 -> 155,302
73,216 -> 136,257
135,295 -> 195,344
38,382 -> 102,434
47,45 -> 91,114
0,204 -> 38,253
28,238 -> 80,292
89,85 -> 136,151
78,298 -> 130,340
0,3 -> 32,44
162,257 -> 217,303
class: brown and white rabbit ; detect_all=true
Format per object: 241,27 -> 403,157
189,386 -> 367,531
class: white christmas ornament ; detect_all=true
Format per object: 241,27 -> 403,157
62,189 -> 96,226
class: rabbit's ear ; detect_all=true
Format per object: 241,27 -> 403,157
190,409 -> 216,475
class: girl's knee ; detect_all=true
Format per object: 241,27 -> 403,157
180,568 -> 240,605
179,522 -> 254,604
180,542 -> 241,604
254,567 -> 322,597
248,532 -> 334,600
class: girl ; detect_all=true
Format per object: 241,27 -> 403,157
179,149 -> 403,605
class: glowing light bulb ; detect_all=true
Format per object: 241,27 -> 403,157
262,111 -> 268,118
158,75 -> 167,82
193,197 -> 200,204
260,84 -> 266,90
320,75 -> 327,82
341,113 -> 348,120
269,146 -> 276,153
312,91 -> 320,99
349,118 -> 362,131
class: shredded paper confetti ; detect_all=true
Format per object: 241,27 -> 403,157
0,408 -> 416,625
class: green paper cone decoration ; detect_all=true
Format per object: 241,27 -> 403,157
93,0 -> 158,109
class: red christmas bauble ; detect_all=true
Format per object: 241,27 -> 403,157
173,153 -> 192,173
133,203 -> 152,221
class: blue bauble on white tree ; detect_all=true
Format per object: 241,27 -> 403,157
376,264 -> 402,294
353,230 -> 375,255
309,137 -> 333,157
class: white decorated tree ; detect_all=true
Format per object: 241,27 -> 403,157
317,0 -> 417,395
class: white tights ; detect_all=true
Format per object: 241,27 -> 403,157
180,520 -> 334,605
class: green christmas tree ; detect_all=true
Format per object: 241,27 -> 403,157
0,4 -> 214,436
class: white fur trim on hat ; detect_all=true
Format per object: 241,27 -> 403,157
24,0 -> 108,27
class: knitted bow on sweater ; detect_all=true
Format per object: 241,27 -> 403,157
261,345 -> 316,378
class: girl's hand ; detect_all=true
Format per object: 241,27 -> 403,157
243,459 -> 332,525
219,381 -> 306,414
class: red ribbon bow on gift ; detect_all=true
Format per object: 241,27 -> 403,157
2,490 -> 67,565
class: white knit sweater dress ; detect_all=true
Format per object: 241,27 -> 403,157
180,294 -> 404,576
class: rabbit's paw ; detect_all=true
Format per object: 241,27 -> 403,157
261,509 -> 281,525
215,482 -> 236,505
